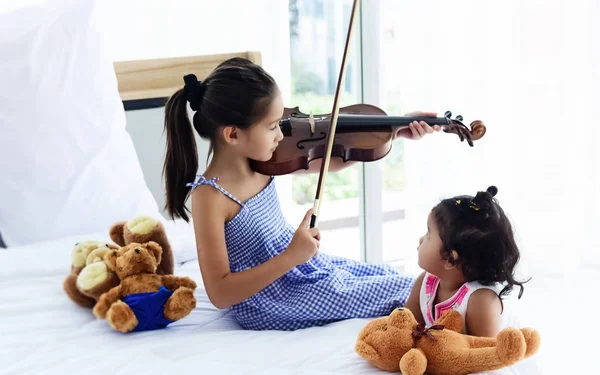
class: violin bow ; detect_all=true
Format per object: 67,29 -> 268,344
310,0 -> 360,229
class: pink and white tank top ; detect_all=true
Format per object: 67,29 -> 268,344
419,272 -> 500,331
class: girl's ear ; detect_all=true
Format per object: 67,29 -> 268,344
222,125 -> 239,144
444,250 -> 459,270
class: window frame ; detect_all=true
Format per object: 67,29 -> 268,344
358,0 -> 386,265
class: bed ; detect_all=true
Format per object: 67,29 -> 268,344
0,2 -> 546,374
0,220 -> 545,375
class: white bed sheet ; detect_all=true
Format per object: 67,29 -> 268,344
0,228 -> 544,375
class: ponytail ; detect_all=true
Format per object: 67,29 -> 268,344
162,88 -> 198,222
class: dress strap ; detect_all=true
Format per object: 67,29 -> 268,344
186,175 -> 244,206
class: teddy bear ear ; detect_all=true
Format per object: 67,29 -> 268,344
104,250 -> 118,271
145,241 -> 162,264
389,308 -> 417,328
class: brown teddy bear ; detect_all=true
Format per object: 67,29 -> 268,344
63,241 -> 121,307
109,216 -> 174,275
355,307 -> 540,375
63,216 -> 175,308
92,241 -> 197,333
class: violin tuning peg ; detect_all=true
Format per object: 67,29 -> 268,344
456,115 -> 463,122
444,111 -> 452,118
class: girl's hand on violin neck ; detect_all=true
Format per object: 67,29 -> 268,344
398,111 -> 442,140
284,209 -> 321,266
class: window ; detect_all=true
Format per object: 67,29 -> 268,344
366,0 -> 600,276
314,0 -> 324,19
278,0 -> 363,261
377,1 -> 411,266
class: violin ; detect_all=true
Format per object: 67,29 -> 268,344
249,105 -> 486,176
252,0 -> 486,228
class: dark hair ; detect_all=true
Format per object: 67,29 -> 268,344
431,186 -> 528,299
162,57 -> 278,221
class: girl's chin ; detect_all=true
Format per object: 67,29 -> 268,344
256,152 -> 274,162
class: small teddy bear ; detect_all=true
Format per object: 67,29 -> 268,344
63,241 -> 121,307
355,307 -> 540,375
63,216 -> 175,308
92,241 -> 197,333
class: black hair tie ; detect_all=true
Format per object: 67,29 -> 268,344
183,74 -> 205,111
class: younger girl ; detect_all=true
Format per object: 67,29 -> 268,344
162,57 -> 439,331
404,186 -> 529,337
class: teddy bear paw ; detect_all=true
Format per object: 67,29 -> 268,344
127,216 -> 159,235
76,262 -> 110,292
520,328 -> 541,358
107,301 -> 138,333
164,287 -> 196,321
399,348 -> 428,375
71,241 -> 107,273
496,327 -> 527,363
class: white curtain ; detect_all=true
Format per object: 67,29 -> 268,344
395,0 -> 599,277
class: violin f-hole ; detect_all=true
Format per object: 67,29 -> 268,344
296,132 -> 327,150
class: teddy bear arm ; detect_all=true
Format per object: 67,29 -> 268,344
467,335 -> 498,348
446,347 -> 513,374
435,328 -> 529,373
93,285 -> 122,319
161,275 -> 197,291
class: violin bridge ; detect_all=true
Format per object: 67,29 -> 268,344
309,111 -> 315,135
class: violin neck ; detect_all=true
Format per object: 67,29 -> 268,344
337,114 -> 449,128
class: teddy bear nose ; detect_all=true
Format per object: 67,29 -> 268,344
135,249 -> 141,254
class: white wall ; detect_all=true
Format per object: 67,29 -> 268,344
95,0 -> 292,217
124,107 -> 184,217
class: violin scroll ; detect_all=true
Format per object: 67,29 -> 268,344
442,110 -> 486,147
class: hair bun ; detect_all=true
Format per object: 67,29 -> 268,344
470,186 -> 497,215
486,186 -> 498,197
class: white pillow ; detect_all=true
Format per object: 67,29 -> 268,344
0,0 -> 159,247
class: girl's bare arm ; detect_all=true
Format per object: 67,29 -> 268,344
191,186 -> 297,309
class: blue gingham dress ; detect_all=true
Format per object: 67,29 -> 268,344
187,175 -> 415,331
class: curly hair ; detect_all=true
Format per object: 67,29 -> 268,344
431,186 -> 528,299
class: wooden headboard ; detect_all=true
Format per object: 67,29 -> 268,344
113,50 -> 262,110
